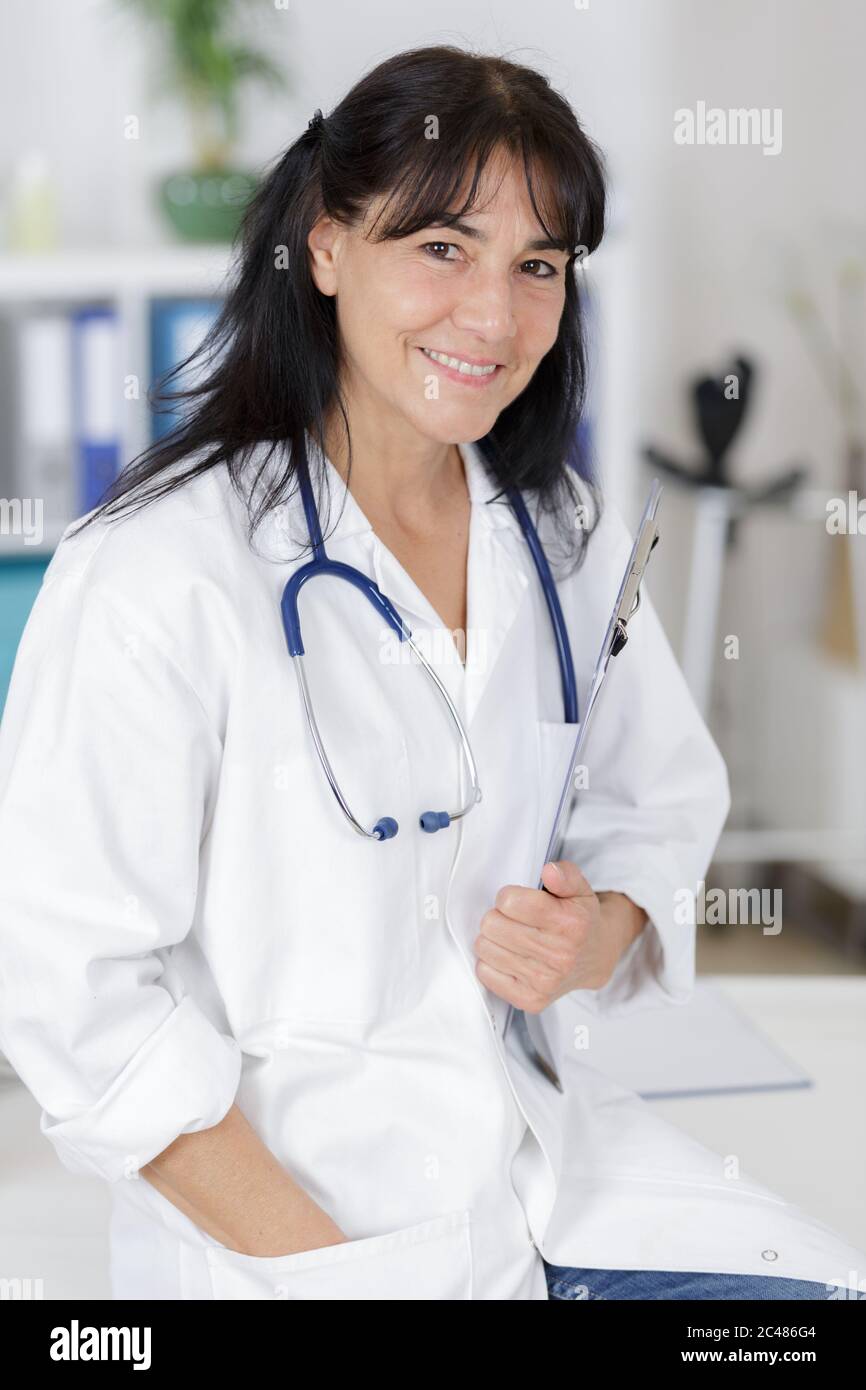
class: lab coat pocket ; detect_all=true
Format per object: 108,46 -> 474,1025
204,1208 -> 473,1301
535,720 -> 581,874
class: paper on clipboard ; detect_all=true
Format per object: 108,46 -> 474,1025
503,479 -> 664,1067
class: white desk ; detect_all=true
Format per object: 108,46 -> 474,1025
648,975 -> 866,1254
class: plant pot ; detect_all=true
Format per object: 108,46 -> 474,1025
158,168 -> 258,243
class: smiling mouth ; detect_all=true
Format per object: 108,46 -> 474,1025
418,346 -> 505,381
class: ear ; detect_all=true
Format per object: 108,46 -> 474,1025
307,215 -> 342,296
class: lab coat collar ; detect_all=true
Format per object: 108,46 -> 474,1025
264,431 -> 533,725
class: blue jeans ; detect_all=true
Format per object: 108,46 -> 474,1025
543,1261 -> 862,1300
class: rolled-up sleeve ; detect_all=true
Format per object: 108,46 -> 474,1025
0,569 -> 241,1182
557,500 -> 731,1017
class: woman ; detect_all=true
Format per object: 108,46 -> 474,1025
0,45 -> 862,1302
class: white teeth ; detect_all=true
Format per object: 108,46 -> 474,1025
421,347 -> 498,377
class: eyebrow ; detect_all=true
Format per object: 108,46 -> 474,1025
426,218 -> 573,255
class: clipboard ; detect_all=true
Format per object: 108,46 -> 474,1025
503,479 -> 664,1086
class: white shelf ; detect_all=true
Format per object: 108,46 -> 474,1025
0,248 -> 236,502
0,246 -> 234,300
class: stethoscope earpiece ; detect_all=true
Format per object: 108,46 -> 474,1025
419,811 -> 451,834
372,817 -> 399,841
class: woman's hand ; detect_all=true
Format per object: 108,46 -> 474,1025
473,861 -> 648,1013
142,1102 -> 349,1259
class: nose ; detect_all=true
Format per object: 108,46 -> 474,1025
450,265 -> 518,345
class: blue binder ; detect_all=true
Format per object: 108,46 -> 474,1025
71,307 -> 120,516
150,298 -> 222,441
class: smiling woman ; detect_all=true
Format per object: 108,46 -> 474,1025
64,43 -> 608,575
5,42 -> 854,1307
300,125 -> 594,643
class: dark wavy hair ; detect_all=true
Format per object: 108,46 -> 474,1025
69,44 -> 608,572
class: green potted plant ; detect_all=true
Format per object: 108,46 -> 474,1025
120,0 -> 287,242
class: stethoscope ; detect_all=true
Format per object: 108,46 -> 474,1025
280,435 -> 578,841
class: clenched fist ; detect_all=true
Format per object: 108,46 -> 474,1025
473,860 -> 647,1013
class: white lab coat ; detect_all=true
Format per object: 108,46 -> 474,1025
0,434 -> 863,1301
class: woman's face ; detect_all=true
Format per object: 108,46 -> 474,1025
307,150 -> 572,447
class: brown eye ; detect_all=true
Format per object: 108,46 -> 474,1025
421,242 -> 460,261
522,260 -> 558,278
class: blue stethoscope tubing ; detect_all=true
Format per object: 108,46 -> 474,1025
280,435 -> 578,841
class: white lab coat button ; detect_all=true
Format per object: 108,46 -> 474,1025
761,1249 -> 779,1262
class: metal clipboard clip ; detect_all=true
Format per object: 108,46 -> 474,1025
502,478 -> 664,1090
608,481 -> 663,657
